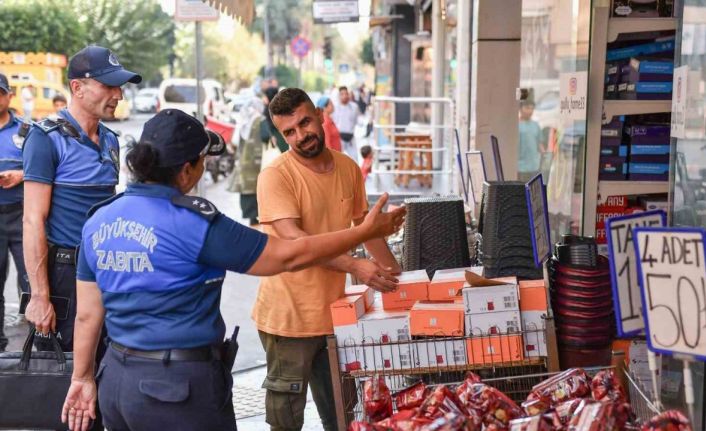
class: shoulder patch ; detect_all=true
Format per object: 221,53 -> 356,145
87,193 -> 124,218
32,117 -> 80,139
171,195 -> 220,222
33,118 -> 60,134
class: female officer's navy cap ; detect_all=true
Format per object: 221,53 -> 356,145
139,109 -> 226,167
68,45 -> 142,86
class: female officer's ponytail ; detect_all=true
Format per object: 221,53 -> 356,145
126,143 -> 198,185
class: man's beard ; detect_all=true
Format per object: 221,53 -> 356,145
294,133 -> 325,158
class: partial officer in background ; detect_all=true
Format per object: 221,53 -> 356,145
0,73 -> 30,352
60,109 -> 405,431
22,45 -> 141,355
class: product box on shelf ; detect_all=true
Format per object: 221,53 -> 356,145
630,144 -> 671,155
619,82 -> 673,100
639,196 -> 669,211
462,273 -> 519,315
330,294 -> 366,327
381,269 -> 429,310
519,280 -> 549,358
345,284 -> 376,310
598,156 -> 627,180
413,338 -> 467,368
622,58 -> 674,83
629,154 -> 670,164
595,225 -> 607,244
599,195 -> 629,209
465,310 -> 522,336
465,334 -> 524,365
628,162 -> 670,175
428,267 -> 482,300
625,124 -> 671,145
606,38 -> 675,62
611,0 -> 674,18
600,145 -> 628,157
359,308 -> 413,370
334,323 -> 364,372
600,116 -> 625,146
410,301 -> 465,336
604,84 -> 619,100
629,173 -> 669,181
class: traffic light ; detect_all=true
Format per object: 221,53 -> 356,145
323,37 -> 332,60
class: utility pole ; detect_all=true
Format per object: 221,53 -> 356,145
263,0 -> 273,77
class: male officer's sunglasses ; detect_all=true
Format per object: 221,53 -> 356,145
201,129 -> 226,157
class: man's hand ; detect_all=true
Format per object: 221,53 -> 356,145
361,193 -> 406,239
0,170 -> 23,188
352,258 -> 399,293
62,378 -> 97,431
25,295 -> 56,335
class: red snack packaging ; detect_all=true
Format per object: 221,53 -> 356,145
528,368 -> 591,406
349,421 -> 376,431
418,385 -> 469,421
521,395 -> 551,416
420,411 -> 480,431
394,382 -> 429,411
641,410 -> 693,431
591,370 -> 627,402
456,381 -> 523,429
550,398 -> 584,428
374,409 -> 420,431
508,415 -> 554,431
568,401 -> 615,431
364,375 -> 393,422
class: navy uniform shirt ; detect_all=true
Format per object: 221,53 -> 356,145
76,183 -> 268,350
0,112 -> 24,204
23,109 -> 120,248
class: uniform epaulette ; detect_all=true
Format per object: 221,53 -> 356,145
33,118 -> 60,134
87,193 -> 124,218
171,195 -> 220,222
32,117 -> 80,139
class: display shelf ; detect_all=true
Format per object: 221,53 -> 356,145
607,17 -> 678,42
603,100 -> 672,119
598,181 -> 669,201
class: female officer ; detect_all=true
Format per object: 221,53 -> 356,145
60,109 -> 405,431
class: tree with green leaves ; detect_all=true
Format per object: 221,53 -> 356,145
0,0 -> 86,57
71,0 -> 175,84
361,37 -> 375,66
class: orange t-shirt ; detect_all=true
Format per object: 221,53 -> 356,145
253,150 -> 368,337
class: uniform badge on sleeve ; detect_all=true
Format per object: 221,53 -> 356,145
171,195 -> 220,221
12,134 -> 23,149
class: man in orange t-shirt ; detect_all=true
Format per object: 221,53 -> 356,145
254,88 -> 401,430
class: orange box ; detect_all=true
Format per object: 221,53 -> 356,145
410,301 -> 465,336
382,270 -> 429,310
465,334 -> 524,365
346,284 -> 375,310
518,280 -> 548,312
428,267 -> 482,300
330,295 -> 366,326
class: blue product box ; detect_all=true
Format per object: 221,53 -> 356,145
619,82 -> 673,100
630,145 -> 670,155
621,58 -> 674,83
630,154 -> 670,164
601,145 -> 628,157
606,38 -> 675,61
628,162 -> 669,175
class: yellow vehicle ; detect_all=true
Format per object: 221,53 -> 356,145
8,79 -> 69,120
112,98 -> 132,121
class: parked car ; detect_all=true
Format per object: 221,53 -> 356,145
133,87 -> 159,113
227,94 -> 253,124
158,78 -> 228,121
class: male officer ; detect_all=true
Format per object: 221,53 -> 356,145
0,73 -> 30,352
23,46 -> 141,355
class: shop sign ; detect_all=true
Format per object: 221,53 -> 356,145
559,71 -> 588,122
174,0 -> 219,21
606,211 -> 666,337
465,151 -> 486,205
633,227 -> 706,360
525,174 -> 551,267
671,65 -> 688,139
312,0 -> 359,24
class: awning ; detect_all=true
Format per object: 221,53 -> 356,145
202,0 -> 254,25
369,14 -> 404,27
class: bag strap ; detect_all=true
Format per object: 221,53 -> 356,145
20,327 -> 67,371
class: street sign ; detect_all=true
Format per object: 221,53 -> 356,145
312,0 -> 359,24
290,36 -> 311,59
525,173 -> 551,267
606,210 -> 666,337
634,227 -> 706,360
175,0 -> 219,21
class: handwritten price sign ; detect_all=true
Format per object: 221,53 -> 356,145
634,227 -> 706,360
606,210 -> 666,337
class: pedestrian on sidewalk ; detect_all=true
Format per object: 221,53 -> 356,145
332,86 -> 361,161
59,108 -> 405,431
22,45 -> 142,430
255,88 -> 403,430
20,84 -> 34,122
0,73 -> 30,352
316,96 -> 341,152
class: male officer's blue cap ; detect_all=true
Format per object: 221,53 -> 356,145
139,109 -> 225,167
0,73 -> 10,93
68,46 -> 142,86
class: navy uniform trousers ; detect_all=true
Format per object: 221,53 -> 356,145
98,344 -> 237,430
0,203 -> 30,351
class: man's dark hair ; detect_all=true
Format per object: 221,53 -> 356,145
52,94 -> 67,104
338,86 -> 348,92
269,88 -> 314,117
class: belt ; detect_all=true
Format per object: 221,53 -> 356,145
111,342 -> 221,362
0,201 -> 22,213
50,244 -> 77,266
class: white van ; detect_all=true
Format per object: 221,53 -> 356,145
157,78 -> 229,121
